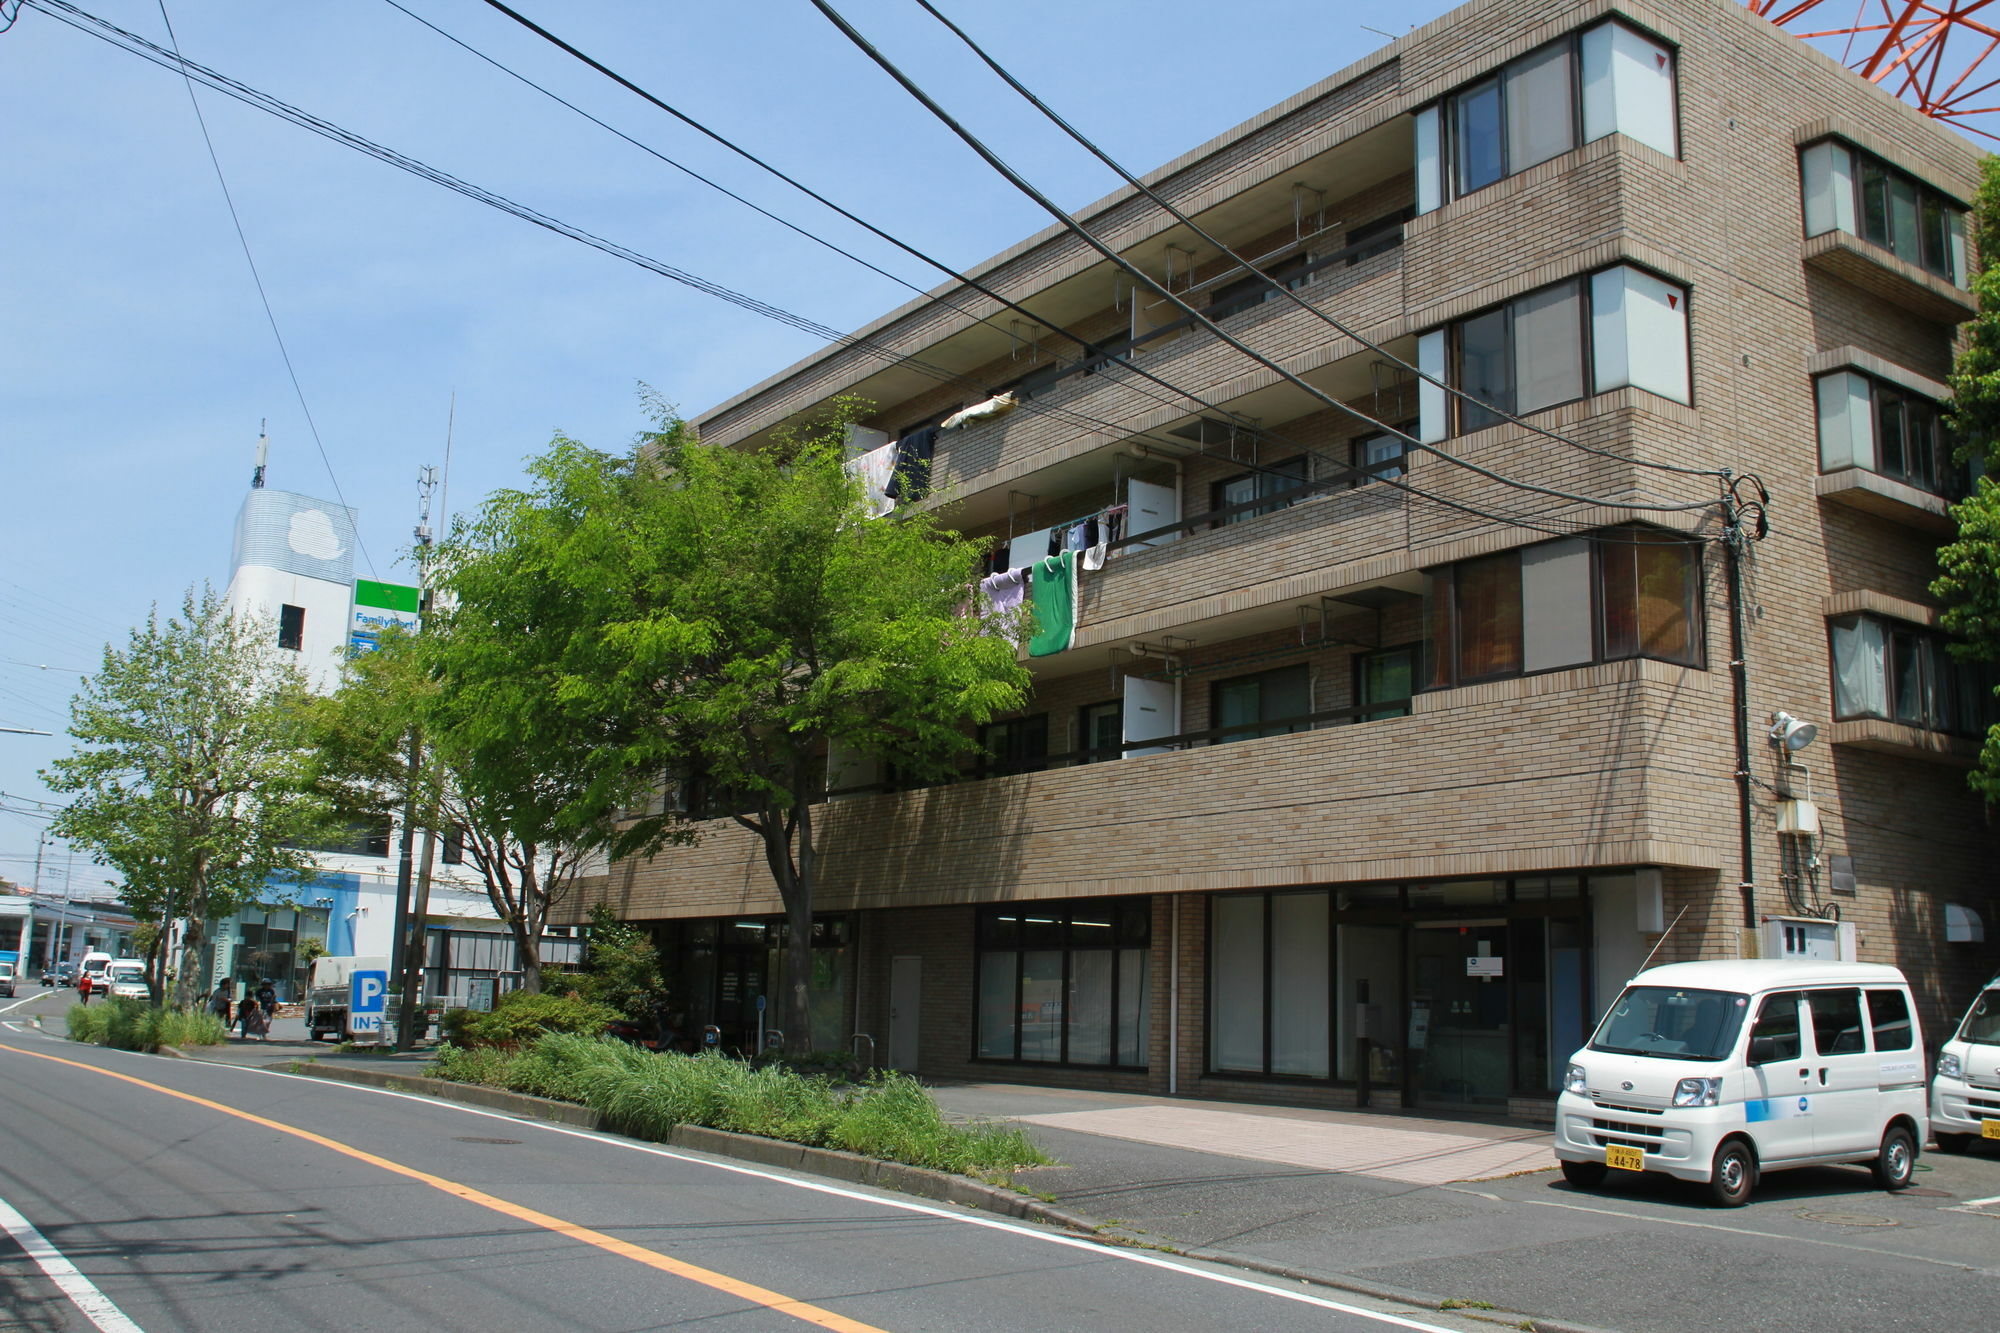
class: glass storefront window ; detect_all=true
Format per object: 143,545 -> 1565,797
974,898 -> 1150,1067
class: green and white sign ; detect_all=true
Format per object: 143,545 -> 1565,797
349,579 -> 420,654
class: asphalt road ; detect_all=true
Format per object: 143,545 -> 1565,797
0,991 -> 1490,1333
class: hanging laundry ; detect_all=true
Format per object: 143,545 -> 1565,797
1028,550 -> 1077,657
979,567 -> 1029,614
1082,543 -> 1108,571
883,425 -> 938,502
843,440 -> 899,519
941,392 -> 1019,431
1062,517 -> 1095,552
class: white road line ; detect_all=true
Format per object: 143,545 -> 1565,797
0,1035 -> 1465,1333
1443,1185 -> 1993,1273
0,993 -> 48,1014
0,1193 -> 144,1333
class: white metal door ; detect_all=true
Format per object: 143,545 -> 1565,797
888,956 -> 922,1071
1122,676 -> 1178,757
1126,478 -> 1180,549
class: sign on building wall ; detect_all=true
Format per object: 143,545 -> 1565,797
349,579 -> 420,655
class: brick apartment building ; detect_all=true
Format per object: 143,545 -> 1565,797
568,0 -> 2000,1120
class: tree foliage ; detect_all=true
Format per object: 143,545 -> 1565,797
43,587 -> 338,1004
1937,153 -> 2000,802
428,405 -> 1028,1052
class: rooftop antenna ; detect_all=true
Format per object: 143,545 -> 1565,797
251,419 -> 269,489
414,464 -> 438,552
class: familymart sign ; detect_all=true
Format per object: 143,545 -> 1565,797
349,579 -> 420,655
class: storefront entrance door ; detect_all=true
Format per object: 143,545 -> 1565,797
1409,922 -> 1510,1111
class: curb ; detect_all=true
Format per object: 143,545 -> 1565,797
284,1061 -> 1610,1333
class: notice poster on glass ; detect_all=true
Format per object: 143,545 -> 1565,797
466,978 -> 497,1012
1466,956 -> 1504,978
1408,1001 -> 1431,1050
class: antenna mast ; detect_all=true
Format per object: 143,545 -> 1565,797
251,419 -> 268,489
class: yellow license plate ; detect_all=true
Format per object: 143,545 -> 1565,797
1605,1144 -> 1645,1172
1982,1119 -> 2000,1140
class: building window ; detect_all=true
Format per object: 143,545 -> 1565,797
305,816 -> 392,858
1815,370 -> 1971,499
1426,528 -> 1703,689
1829,614 -> 1999,737
978,714 -> 1049,777
278,604 -> 305,652
1208,252 -> 1313,322
1801,139 -> 1968,285
975,898 -> 1149,1067
1433,266 -> 1689,437
1211,455 -> 1308,526
1210,891 -> 1333,1078
1077,700 -> 1122,763
1417,21 -> 1676,212
1352,426 -> 1411,484
1346,209 -> 1411,265
1354,645 -> 1418,721
442,825 -> 466,866
1212,664 -> 1311,743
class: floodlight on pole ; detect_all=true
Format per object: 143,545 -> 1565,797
1768,710 -> 1819,752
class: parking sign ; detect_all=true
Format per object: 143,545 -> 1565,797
349,969 -> 388,1039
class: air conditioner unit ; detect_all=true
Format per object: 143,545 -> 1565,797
1761,915 -> 1855,962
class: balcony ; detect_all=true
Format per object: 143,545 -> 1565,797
1827,718 -> 1980,766
1815,467 -> 1958,534
1802,230 -> 1975,325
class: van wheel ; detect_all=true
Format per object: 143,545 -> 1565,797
1934,1133 -> 1972,1155
1872,1125 -> 1917,1190
1707,1140 -> 1755,1207
1561,1160 -> 1608,1189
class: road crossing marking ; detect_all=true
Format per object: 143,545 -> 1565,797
0,1192 -> 145,1333
0,1040 -> 887,1333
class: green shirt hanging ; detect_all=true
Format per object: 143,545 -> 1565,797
1028,550 -> 1076,657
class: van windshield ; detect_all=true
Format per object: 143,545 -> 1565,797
108,965 -> 144,982
1590,986 -> 1750,1061
1959,989 -> 2000,1045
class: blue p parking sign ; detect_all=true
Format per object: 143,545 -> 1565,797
349,969 -> 388,1039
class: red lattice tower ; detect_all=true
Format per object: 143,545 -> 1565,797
1748,1 -> 2000,141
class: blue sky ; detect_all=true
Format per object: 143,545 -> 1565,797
0,0 -> 1984,896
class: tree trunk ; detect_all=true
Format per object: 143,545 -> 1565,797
173,852 -> 210,1010
781,796 -> 815,1057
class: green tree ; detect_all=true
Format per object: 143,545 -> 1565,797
431,406 -> 1028,1053
43,587 -> 338,1005
314,619 -> 603,997
567,903 -> 670,1025
1938,155 -> 2000,802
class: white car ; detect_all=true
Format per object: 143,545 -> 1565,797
1930,976 -> 2000,1154
0,961 -> 14,998
1556,959 -> 1927,1206
102,961 -> 151,1001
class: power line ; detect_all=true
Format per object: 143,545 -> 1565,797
460,0 -> 1724,536
50,0 -> 1620,545
807,0 -> 1719,518
154,1 -> 376,579
911,0 -> 1731,487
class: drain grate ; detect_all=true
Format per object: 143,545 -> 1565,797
1796,1210 -> 1896,1227
452,1136 -> 522,1145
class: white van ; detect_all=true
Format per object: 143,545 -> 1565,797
77,951 -> 112,988
103,959 -> 150,1001
1930,975 -> 2000,1154
1555,960 -> 1927,1206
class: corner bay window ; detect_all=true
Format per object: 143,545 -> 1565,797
1829,614 -> 1999,737
976,899 -> 1149,1067
1815,370 -> 1972,500
1801,139 -> 1968,285
1418,266 -> 1690,440
1425,527 -> 1703,689
1417,20 -> 1676,211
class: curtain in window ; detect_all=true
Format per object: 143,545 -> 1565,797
1829,616 -> 1887,719
1455,553 -> 1523,680
1505,42 -> 1576,172
1513,281 -> 1584,414
1270,893 -> 1331,1076
1210,896 -> 1265,1073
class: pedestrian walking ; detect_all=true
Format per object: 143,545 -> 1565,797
77,973 -> 93,1005
237,995 -> 267,1041
256,977 -> 277,1029
209,980 -> 232,1022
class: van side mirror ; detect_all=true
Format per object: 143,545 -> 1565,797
1749,1035 -> 1776,1064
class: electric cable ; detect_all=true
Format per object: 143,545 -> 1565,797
31,0 -> 1711,549
808,0 -> 1719,516
459,0 -> 1727,531
155,0 -> 377,578
912,0 -> 1730,485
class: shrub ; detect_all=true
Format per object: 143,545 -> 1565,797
445,990 -> 620,1050
428,1034 -> 1049,1177
65,999 -> 228,1052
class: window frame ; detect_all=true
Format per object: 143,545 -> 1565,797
1827,612 -> 1999,737
1856,151 -> 1965,281
1076,700 -> 1123,764
278,603 -> 306,652
977,713 -> 1051,778
1353,643 -> 1419,721
1438,34 -> 1585,203
1351,422 -> 1414,486
1210,663 -> 1314,743
1210,454 -> 1309,527
972,898 -> 1151,1070
1813,368 -> 1968,500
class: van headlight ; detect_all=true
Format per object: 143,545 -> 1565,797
1564,1063 -> 1589,1095
1673,1077 -> 1722,1108
1938,1053 -> 1962,1080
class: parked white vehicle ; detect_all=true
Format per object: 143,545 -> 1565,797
0,961 -> 14,998
77,951 -> 112,988
1930,975 -> 2000,1155
1555,960 -> 1927,1206
304,954 -> 390,1042
103,959 -> 150,1001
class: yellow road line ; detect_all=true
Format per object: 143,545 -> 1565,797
0,1040 -> 887,1333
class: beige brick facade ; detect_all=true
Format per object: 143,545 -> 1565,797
570,0 -> 1999,1115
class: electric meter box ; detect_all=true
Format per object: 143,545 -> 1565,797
1760,916 -> 1856,962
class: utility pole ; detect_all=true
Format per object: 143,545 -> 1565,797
392,465 -> 440,1051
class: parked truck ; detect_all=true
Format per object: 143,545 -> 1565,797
304,954 -> 390,1042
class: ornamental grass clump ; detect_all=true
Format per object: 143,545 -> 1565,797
428,1033 -> 1050,1176
65,999 -> 227,1051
